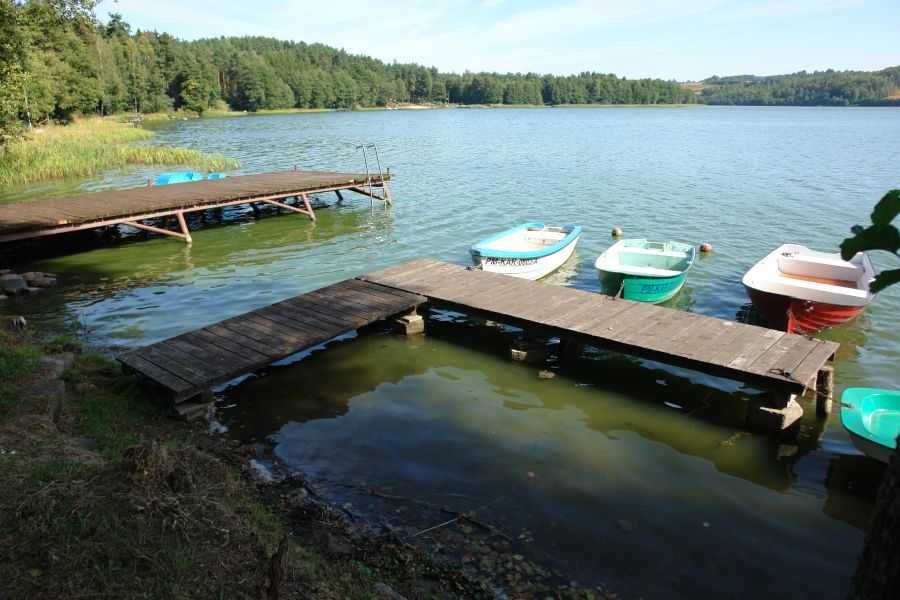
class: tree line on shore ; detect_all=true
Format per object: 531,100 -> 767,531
700,68 -> 900,106
1,1 -> 899,145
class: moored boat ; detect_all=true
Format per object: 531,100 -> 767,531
742,244 -> 874,333
840,388 -> 900,463
470,222 -> 581,280
594,239 -> 696,303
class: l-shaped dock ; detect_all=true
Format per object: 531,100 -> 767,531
0,169 -> 390,244
119,259 -> 838,430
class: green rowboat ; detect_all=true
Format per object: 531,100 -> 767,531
840,387 -> 900,463
595,239 -> 696,303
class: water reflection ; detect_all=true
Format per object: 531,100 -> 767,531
218,317 -> 872,600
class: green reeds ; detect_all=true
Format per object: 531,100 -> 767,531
0,118 -> 239,186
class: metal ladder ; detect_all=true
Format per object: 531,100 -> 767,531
356,143 -> 388,206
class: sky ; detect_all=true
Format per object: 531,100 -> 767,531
102,0 -> 900,81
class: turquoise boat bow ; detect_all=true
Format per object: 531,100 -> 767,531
840,387 -> 900,463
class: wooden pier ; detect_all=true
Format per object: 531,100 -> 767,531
0,170 -> 391,244
119,259 -> 838,429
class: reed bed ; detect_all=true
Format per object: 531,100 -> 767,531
0,118 -> 239,186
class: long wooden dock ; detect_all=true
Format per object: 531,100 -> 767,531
120,259 -> 838,429
0,170 -> 390,244
361,260 -> 837,396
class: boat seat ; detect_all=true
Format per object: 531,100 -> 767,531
774,274 -> 869,299
615,265 -> 682,277
778,254 -> 860,282
620,248 -> 687,259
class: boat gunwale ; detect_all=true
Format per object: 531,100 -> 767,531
840,387 -> 900,452
470,222 -> 582,260
594,238 -> 697,278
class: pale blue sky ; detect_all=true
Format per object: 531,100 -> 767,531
104,0 -> 900,80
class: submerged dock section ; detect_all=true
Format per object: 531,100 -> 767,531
120,259 -> 838,429
118,278 -> 425,415
0,170 -> 391,244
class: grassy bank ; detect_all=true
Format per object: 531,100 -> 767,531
0,331 -> 373,598
0,118 -> 239,186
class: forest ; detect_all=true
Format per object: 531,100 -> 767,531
1,1 -> 898,145
700,68 -> 900,106
0,0 -> 696,138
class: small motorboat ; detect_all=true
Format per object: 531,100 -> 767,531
594,239 -> 696,303
154,172 -> 227,185
470,223 -> 581,280
840,388 -> 900,463
742,244 -> 874,333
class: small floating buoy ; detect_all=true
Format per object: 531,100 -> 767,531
699,242 -> 713,253
611,226 -> 623,237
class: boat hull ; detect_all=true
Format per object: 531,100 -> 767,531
847,431 -> 893,464
473,236 -> 578,280
600,271 -> 687,303
745,287 -> 865,333
840,388 -> 900,464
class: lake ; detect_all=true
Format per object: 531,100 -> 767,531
4,106 -> 900,598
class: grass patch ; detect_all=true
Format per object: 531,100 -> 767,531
64,353 -> 160,459
0,118 -> 239,186
0,330 -> 41,416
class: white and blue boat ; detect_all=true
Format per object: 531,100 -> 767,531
470,223 -> 581,280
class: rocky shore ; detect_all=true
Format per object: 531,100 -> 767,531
0,269 -> 57,300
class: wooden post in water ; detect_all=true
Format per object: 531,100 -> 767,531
816,365 -> 835,415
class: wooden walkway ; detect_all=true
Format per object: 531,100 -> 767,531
0,170 -> 391,244
360,260 -> 838,398
118,278 -> 425,407
120,259 -> 838,428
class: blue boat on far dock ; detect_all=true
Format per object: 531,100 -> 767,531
154,171 -> 227,186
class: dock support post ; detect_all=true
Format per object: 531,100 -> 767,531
816,365 -> 835,416
176,211 -> 192,244
122,214 -> 191,243
382,181 -> 393,206
558,339 -> 584,362
393,309 -> 424,335
510,337 -> 547,364
746,394 -> 803,432
335,190 -> 345,203
259,194 -> 316,221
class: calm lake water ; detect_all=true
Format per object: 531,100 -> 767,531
4,106 -> 900,598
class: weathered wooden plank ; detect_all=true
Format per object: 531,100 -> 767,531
119,352 -> 194,394
745,335 -> 812,381
191,328 -> 270,363
205,324 -> 278,358
166,337 -> 246,375
279,296 -> 362,329
791,341 -> 838,388
138,344 -> 214,386
726,328 -> 785,370
339,278 -> 425,309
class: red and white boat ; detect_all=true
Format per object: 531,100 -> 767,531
742,244 -> 875,334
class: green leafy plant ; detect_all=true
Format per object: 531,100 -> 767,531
841,190 -> 900,293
